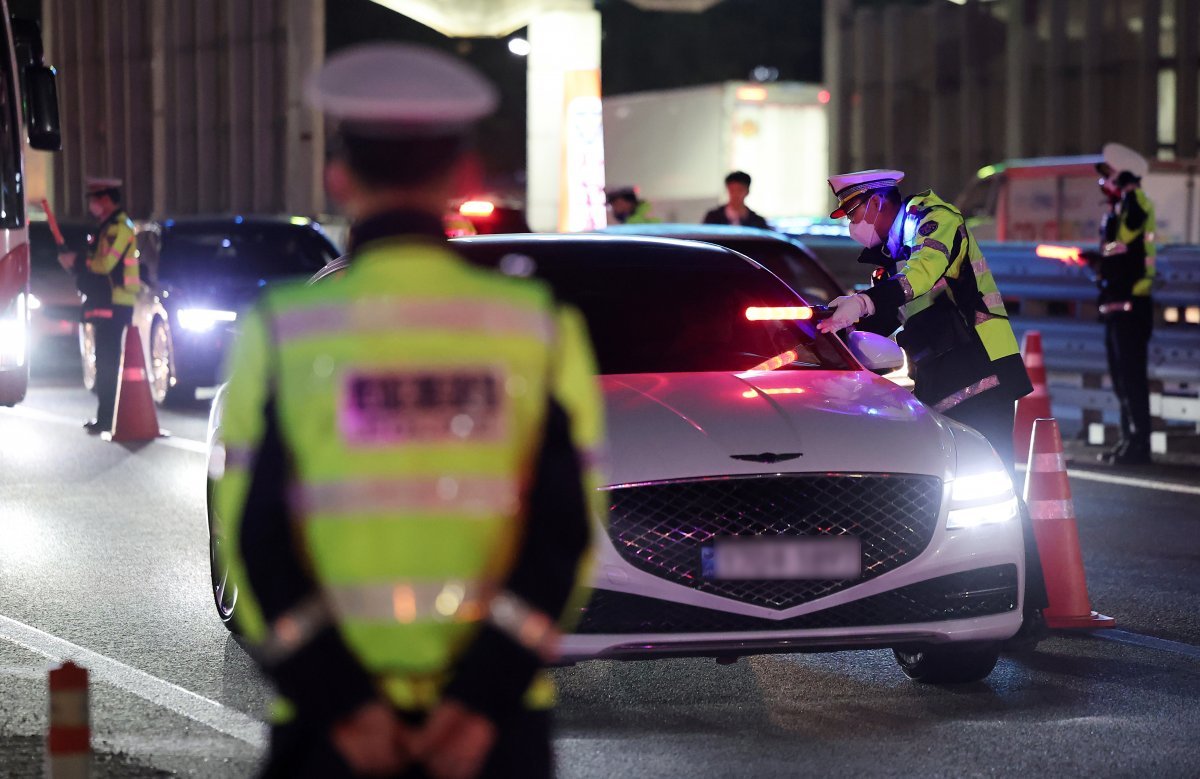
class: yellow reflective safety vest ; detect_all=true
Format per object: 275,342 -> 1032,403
214,238 -> 605,717
866,191 -> 1032,412
1115,188 -> 1156,298
86,210 -> 140,308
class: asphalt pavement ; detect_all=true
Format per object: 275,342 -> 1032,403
2,337 -> 1198,777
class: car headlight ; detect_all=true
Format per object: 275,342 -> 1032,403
178,308 -> 237,332
946,469 -> 1018,529
0,293 -> 27,368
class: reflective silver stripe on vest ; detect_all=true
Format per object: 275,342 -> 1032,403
260,595 -> 332,665
488,591 -> 560,663
933,375 -> 1000,412
922,238 -> 950,259
298,477 -> 519,517
981,292 -> 1004,310
326,580 -> 486,624
899,275 -> 915,303
272,300 -> 555,343
223,444 -> 257,471
971,257 -> 991,277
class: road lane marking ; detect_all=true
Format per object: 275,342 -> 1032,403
0,615 -> 267,747
1016,463 -> 1200,496
1092,629 -> 1200,660
0,405 -> 208,455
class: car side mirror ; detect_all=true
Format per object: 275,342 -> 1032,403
25,65 -> 61,151
846,330 -> 904,374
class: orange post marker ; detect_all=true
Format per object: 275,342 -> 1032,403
1024,418 -> 1115,630
47,660 -> 90,778
1013,331 -> 1053,465
103,325 -> 165,442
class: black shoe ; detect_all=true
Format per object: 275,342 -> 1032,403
1111,446 -> 1151,466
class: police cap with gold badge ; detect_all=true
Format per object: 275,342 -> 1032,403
827,169 -> 904,218
306,43 -> 498,139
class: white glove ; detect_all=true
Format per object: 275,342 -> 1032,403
817,293 -> 874,333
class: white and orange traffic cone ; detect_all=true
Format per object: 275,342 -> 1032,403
103,326 -> 165,442
1013,331 -> 1053,466
47,660 -> 90,778
1025,418 -> 1115,630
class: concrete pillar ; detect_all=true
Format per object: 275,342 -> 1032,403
1176,0 -> 1199,158
1004,0 -> 1029,159
1080,0 -> 1103,153
959,2 -> 979,185
1043,0 -> 1067,156
852,7 -> 882,170
283,0 -> 325,217
526,2 -> 601,232
823,0 -> 854,177
1138,0 -> 1161,156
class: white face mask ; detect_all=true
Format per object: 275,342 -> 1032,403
848,214 -> 883,248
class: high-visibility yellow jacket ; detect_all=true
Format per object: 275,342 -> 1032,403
1115,188 -> 1156,298
863,191 -> 1032,412
213,231 -> 605,723
85,210 -> 140,308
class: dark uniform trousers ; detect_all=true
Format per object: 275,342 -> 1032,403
91,307 -> 133,428
1104,299 -> 1154,453
262,709 -> 554,779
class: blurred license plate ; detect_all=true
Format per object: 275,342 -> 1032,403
701,537 -> 861,580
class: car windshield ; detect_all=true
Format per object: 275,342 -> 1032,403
708,238 -> 843,304
455,240 -> 854,375
160,223 -> 333,280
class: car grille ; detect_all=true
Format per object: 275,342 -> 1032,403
604,474 -> 943,610
575,564 -> 1018,634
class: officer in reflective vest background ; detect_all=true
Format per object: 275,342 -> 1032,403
57,177 -> 140,434
816,170 -> 1047,634
212,44 -> 606,778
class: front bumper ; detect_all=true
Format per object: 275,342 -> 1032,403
562,508 -> 1025,662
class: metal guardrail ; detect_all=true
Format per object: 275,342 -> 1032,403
985,242 -> 1200,441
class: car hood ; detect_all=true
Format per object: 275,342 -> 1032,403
601,370 -> 954,485
160,273 -> 278,310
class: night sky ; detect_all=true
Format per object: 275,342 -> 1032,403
326,0 -> 823,187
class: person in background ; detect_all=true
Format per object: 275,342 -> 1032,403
606,186 -> 658,224
57,177 -> 140,434
702,170 -> 770,229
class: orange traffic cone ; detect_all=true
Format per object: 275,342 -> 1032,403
1013,331 -> 1053,465
103,325 -> 165,442
47,660 -> 89,778
1024,417 -> 1115,630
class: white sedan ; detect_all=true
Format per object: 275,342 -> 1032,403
207,235 -> 1026,684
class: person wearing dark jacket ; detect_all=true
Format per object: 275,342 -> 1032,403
702,171 -> 770,228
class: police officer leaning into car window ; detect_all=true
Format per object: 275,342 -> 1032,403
211,44 -> 606,779
56,177 -> 140,434
816,170 -> 1048,632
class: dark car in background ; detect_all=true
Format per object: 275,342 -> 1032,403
79,215 -> 339,404
28,218 -> 90,343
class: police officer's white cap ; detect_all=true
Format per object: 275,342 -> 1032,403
85,176 -> 123,194
1102,143 -> 1148,179
306,43 -> 498,138
827,169 -> 904,218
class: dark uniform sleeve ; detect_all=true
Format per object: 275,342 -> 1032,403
1121,190 -> 1148,231
441,396 -> 590,722
238,401 -> 379,730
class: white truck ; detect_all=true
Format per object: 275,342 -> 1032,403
957,154 -> 1200,245
602,81 -> 830,224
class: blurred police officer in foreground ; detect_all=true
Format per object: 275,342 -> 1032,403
1090,144 -> 1157,465
817,171 -> 1047,630
212,44 -> 605,778
57,177 -> 140,433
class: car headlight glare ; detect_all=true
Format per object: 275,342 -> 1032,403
0,293 -> 27,368
178,308 -> 237,332
946,469 -> 1018,529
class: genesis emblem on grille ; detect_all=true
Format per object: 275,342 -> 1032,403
730,452 -> 803,464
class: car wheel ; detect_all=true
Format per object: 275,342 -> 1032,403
207,478 -> 239,630
149,317 -> 176,405
892,643 -> 1000,684
79,323 -> 96,391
